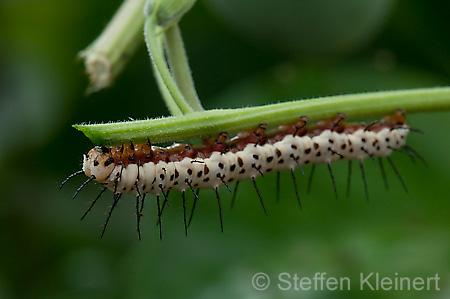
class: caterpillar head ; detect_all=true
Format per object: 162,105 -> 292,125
82,146 -> 115,182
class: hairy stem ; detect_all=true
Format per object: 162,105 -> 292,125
144,12 -> 194,114
152,34 -> 183,116
74,87 -> 450,145
164,24 -> 204,111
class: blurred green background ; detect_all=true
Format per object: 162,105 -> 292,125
1,0 -> 450,298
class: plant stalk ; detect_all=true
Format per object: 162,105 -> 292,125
79,0 -> 147,93
74,87 -> 450,145
164,24 -> 204,111
144,13 -> 194,114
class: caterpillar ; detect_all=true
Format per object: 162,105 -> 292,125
62,110 -> 421,239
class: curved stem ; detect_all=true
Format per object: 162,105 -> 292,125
165,24 -> 204,111
153,63 -> 183,116
144,13 -> 194,114
152,34 -> 183,115
74,87 -> 450,145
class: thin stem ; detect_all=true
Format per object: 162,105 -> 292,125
153,65 -> 183,116
74,87 -> 450,145
79,0 -> 147,93
164,24 -> 204,111
144,13 -> 194,114
152,34 -> 183,116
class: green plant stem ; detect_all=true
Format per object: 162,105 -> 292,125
153,34 -> 183,116
79,0 -> 146,93
164,24 -> 204,111
74,87 -> 450,145
144,13 -> 194,114
153,65 -> 184,116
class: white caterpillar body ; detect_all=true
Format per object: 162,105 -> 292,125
83,125 -> 408,197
